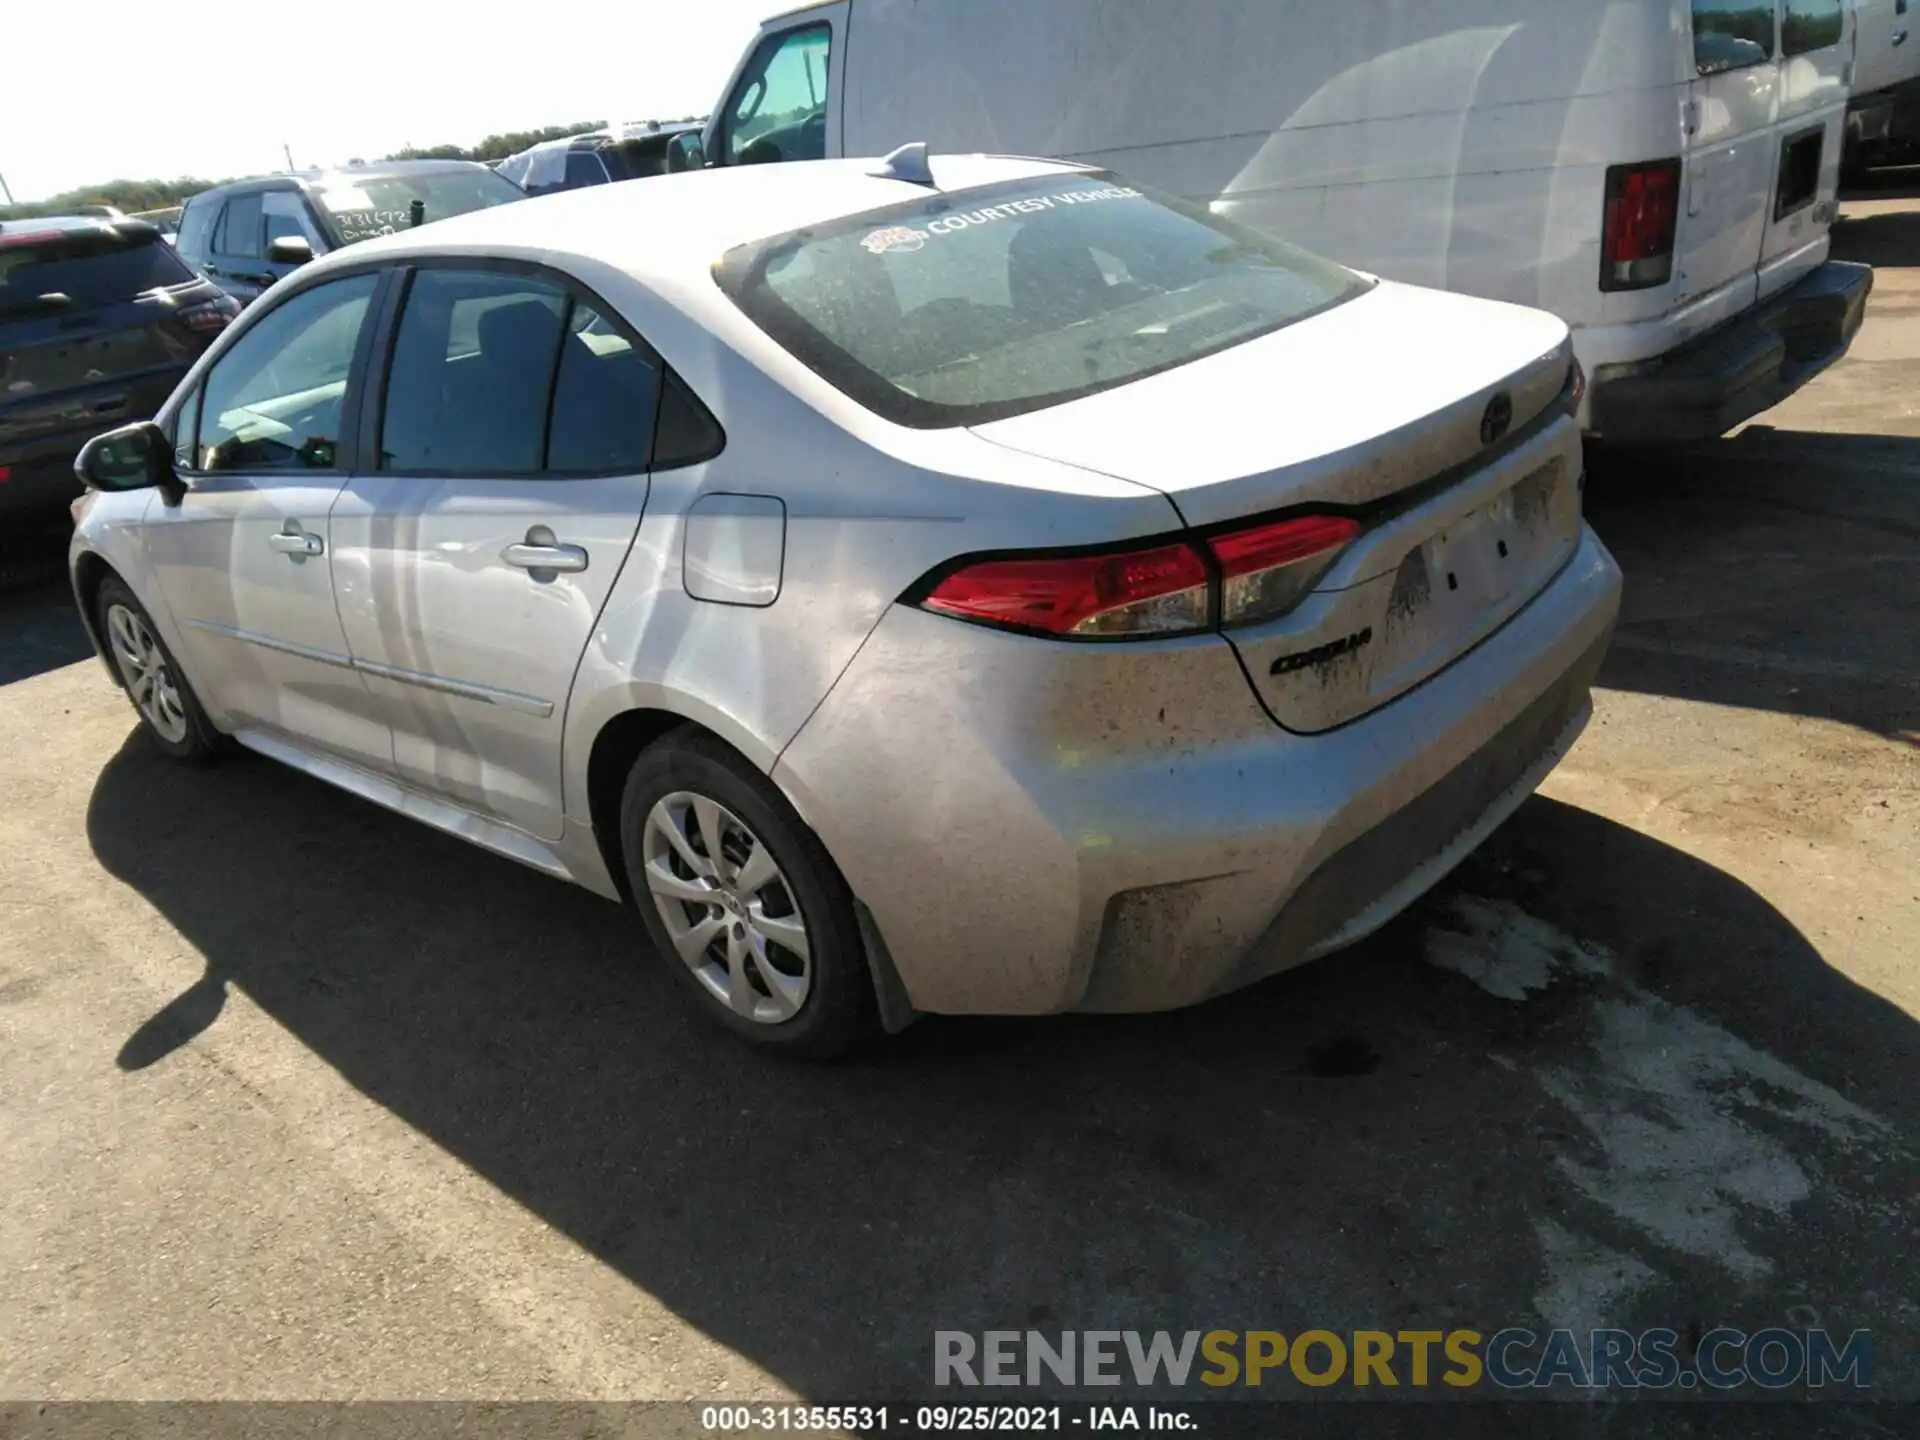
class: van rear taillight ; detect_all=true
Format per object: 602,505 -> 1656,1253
1600,159 -> 1681,292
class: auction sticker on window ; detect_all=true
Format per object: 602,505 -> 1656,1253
861,226 -> 929,255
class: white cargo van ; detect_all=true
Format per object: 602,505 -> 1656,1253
687,0 -> 1871,444
1847,0 -> 1920,169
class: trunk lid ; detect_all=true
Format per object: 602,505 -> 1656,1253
971,280 -> 1584,732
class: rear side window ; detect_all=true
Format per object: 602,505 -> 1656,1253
379,269 -> 666,474
176,198 -> 219,261
381,269 -> 567,472
547,303 -> 661,472
1694,0 -> 1776,74
194,273 -> 377,471
1783,0 -> 1845,55
718,173 -> 1371,429
219,194 -> 265,258
0,225 -> 196,312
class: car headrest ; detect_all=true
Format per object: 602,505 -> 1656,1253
477,298 -> 560,363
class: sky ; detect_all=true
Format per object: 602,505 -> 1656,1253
3,0 -> 777,203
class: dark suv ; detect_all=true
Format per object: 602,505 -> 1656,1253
495,122 -> 706,197
1,216 -> 236,518
176,160 -> 525,304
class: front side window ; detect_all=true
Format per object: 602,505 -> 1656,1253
1783,0 -> 1845,55
172,387 -> 202,470
717,173 -> 1372,429
194,273 -> 377,471
262,192 -> 324,251
1694,0 -> 1777,74
723,24 -> 830,165
312,170 -> 524,247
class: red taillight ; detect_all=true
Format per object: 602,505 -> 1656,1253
1208,514 -> 1361,626
1601,159 -> 1681,292
178,296 -> 239,333
922,541 -> 1211,638
0,466 -> 11,484
918,513 -> 1361,640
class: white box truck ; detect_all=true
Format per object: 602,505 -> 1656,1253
1847,0 -> 1920,170
683,0 -> 1872,444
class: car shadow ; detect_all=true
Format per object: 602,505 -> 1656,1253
1584,430 -> 1920,741
86,734 -> 1919,1402
1840,163 -> 1920,206
1832,203 -> 1920,268
0,578 -> 93,688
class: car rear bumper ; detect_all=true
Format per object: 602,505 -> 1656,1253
1586,261 -> 1872,445
774,525 -> 1622,1017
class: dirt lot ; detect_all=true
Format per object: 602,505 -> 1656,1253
1,192 -> 1915,1430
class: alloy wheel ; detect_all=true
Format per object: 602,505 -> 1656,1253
106,603 -> 190,745
640,791 -> 812,1024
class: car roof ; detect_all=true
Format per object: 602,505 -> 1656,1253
513,121 -> 704,159
316,153 -> 1095,279
188,159 -> 498,201
0,214 -> 157,238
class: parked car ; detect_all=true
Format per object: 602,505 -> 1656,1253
495,121 -> 708,196
684,0 -> 1871,446
0,215 -> 236,519
68,154 -> 1620,1056
174,161 -> 524,305
1846,0 -> 1920,173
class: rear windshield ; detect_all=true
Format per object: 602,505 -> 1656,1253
313,170 -> 524,246
716,173 -> 1371,428
0,225 -> 195,313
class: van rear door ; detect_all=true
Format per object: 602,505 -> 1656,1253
1759,0 -> 1850,298
1681,1 -> 1849,311
1680,1 -> 1782,315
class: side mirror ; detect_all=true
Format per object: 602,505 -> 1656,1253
666,132 -> 707,172
267,235 -> 314,266
75,421 -> 174,494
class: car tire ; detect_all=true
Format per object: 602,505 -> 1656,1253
619,728 -> 876,1059
95,575 -> 227,762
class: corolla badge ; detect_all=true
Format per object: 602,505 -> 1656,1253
1480,391 -> 1514,446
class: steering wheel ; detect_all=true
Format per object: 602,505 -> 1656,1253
739,136 -> 784,166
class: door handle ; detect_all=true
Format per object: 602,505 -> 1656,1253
269,526 -> 323,557
502,526 -> 588,576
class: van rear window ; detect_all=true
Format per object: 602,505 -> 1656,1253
1693,0 -> 1776,74
1783,0 -> 1844,55
716,173 -> 1371,429
0,225 -> 195,313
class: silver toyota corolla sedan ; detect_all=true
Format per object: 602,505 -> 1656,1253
70,151 -> 1621,1057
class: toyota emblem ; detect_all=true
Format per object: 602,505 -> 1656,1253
1480,392 -> 1514,446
